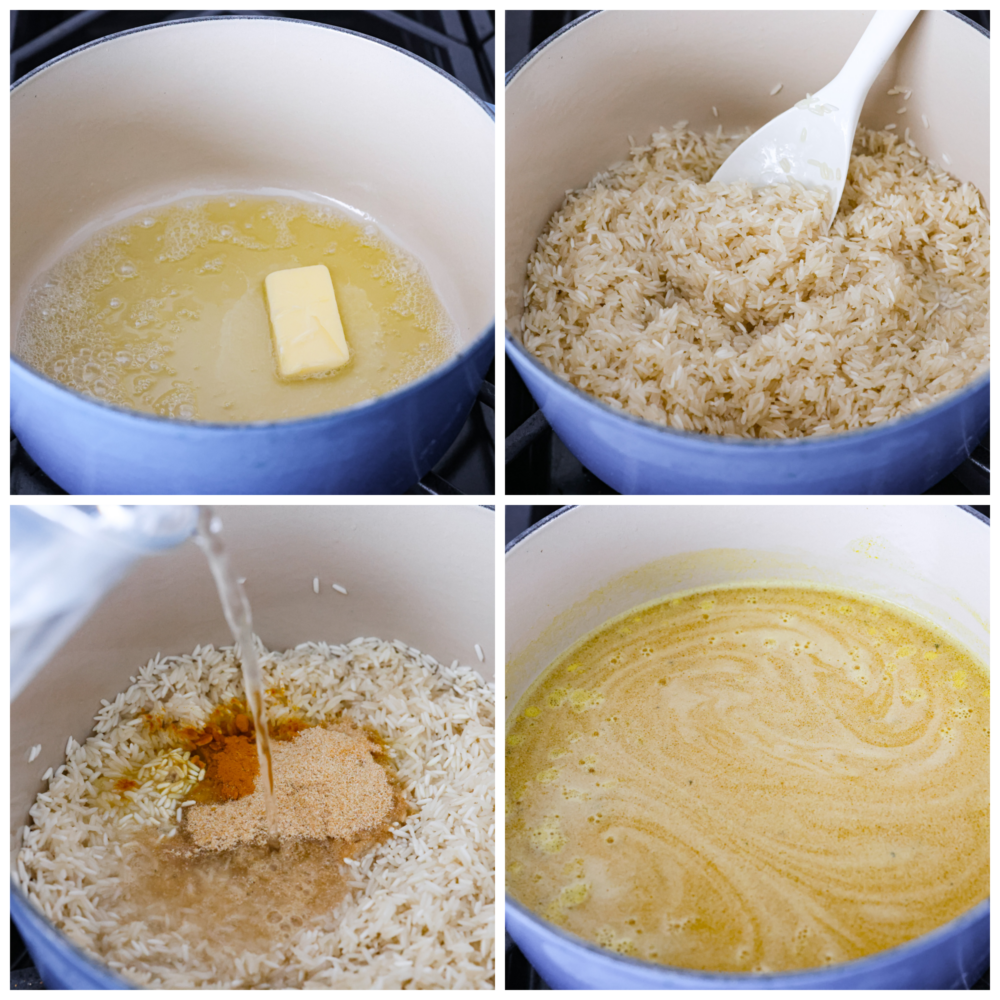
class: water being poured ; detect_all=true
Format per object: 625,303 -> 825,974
194,507 -> 278,843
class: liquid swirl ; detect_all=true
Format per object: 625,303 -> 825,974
506,585 -> 989,972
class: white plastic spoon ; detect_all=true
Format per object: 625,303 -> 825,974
711,10 -> 919,231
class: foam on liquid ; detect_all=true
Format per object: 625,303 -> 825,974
16,195 -> 455,421
506,584 -> 990,973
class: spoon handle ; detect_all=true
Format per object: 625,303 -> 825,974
817,10 -> 919,119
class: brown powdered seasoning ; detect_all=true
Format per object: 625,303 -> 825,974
186,725 -> 406,851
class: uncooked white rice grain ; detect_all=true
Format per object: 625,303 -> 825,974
519,123 -> 988,439
770,83 -> 783,95
922,114 -> 929,128
28,744 -> 41,762
885,123 -> 896,130
475,644 -> 485,663
332,584 -> 348,595
312,577 -> 319,594
17,638 -> 495,989
712,106 -> 718,117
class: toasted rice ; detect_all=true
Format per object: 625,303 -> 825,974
520,124 -> 989,438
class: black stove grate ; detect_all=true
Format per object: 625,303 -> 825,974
11,9 -> 495,497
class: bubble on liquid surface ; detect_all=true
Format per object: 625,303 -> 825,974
115,351 -> 132,365
110,297 -> 123,309
116,262 -> 137,278
140,217 -> 156,228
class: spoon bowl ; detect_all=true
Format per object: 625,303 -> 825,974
712,10 -> 919,229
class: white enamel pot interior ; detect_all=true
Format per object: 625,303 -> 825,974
505,11 -> 989,495
11,504 -> 494,988
11,17 -> 494,494
505,504 -> 988,989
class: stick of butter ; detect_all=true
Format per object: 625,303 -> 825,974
264,264 -> 350,379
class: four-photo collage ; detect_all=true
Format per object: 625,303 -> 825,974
10,9 -> 989,991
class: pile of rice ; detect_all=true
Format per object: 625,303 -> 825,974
520,124 -> 989,437
15,638 -> 495,989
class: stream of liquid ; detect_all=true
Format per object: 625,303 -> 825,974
194,506 -> 277,842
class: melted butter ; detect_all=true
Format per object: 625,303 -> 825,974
16,195 -> 454,422
506,584 -> 990,973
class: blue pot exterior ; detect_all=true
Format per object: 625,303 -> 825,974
12,328 -> 492,495
506,894 -> 989,990
11,883 -> 130,989
506,338 -> 988,495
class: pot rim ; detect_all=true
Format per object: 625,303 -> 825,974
11,14 -> 495,433
506,334 -> 988,454
10,878 -> 132,988
505,503 -> 989,555
504,8 -> 989,454
505,9 -> 988,88
504,501 -> 989,984
505,891 -> 990,986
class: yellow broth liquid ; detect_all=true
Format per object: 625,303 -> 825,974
15,195 -> 455,422
506,585 -> 990,973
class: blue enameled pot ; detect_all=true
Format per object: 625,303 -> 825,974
505,11 -> 989,495
12,17 -> 494,495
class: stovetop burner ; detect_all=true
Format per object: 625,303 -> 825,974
10,9 -> 495,498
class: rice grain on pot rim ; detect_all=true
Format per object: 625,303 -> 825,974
15,638 -> 495,989
520,124 -> 989,438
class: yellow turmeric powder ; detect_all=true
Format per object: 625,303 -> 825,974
202,735 -> 259,800
167,698 -> 312,803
